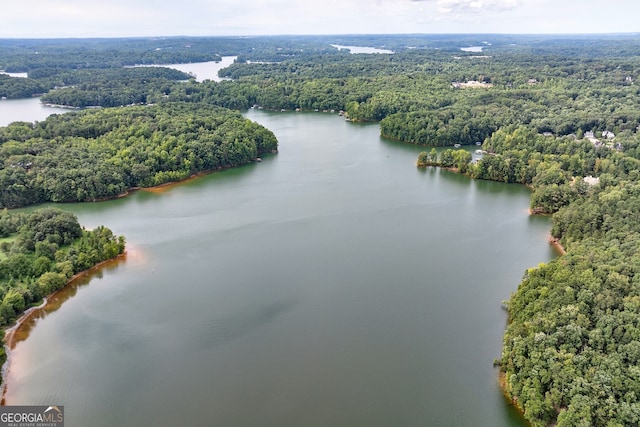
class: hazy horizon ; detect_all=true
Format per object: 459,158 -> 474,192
3,0 -> 639,39
1,32 -> 639,41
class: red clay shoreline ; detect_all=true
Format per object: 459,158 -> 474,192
91,164 -> 258,201
1,251 -> 128,405
499,371 -> 532,426
0,163 -> 238,401
498,234 -> 564,427
2,158 -> 561,419
548,236 -> 567,255
0,162 -> 257,400
420,162 -> 567,426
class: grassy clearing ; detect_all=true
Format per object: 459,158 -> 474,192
0,234 -> 17,261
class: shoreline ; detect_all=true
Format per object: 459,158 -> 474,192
498,371 -> 532,426
107,156 -> 275,198
415,160 -> 564,427
497,236 -> 565,427
6,157 -> 273,209
548,236 -> 567,255
73,168 -> 230,203
3,252 -> 126,349
1,251 -> 128,405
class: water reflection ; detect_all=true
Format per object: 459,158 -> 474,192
197,300 -> 296,349
3,110 -> 549,427
5,254 -> 129,350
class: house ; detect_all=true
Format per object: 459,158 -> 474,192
584,131 -> 601,146
583,176 -> 600,186
602,131 -> 615,139
453,80 -> 493,88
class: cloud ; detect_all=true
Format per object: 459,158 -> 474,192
0,0 -> 637,37
412,0 -> 521,14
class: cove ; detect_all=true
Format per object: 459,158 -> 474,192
129,56 -> 237,82
3,110 -> 556,426
0,98 -> 74,127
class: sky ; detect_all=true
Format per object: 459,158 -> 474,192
2,0 -> 639,38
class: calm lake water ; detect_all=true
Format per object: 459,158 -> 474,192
460,46 -> 484,53
0,72 -> 28,78
0,58 -> 236,127
331,45 -> 394,54
0,98 -> 74,127
131,56 -> 237,82
2,106 -> 555,426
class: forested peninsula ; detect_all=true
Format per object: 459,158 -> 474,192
0,103 -> 277,208
2,34 -> 640,425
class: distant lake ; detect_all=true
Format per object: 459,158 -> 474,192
1,59 -> 237,83
0,98 -> 74,127
0,58 -> 239,127
0,71 -> 28,78
131,56 -> 237,82
461,46 -> 484,52
3,109 -> 554,427
331,44 -> 394,54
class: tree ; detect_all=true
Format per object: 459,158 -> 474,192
2,289 -> 25,314
429,148 -> 438,162
440,149 -> 455,167
452,149 -> 472,173
417,151 -> 429,167
37,272 -> 67,295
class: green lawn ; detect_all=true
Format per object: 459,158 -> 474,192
0,234 -> 17,261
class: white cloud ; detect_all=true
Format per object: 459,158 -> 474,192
412,0 -> 520,14
0,0 -> 638,37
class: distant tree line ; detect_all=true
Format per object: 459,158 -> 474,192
0,37 -> 224,72
38,67 -> 192,107
0,66 -> 191,103
22,39 -> 640,151
0,74 -> 47,99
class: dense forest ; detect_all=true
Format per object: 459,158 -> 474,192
2,34 -> 640,425
37,67 -> 192,107
18,37 -> 640,147
0,207 -> 125,365
0,103 -> 277,208
0,74 -> 47,99
0,38 -> 223,72
0,66 -> 191,102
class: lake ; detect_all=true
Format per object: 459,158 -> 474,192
461,46 -> 484,53
0,98 -> 74,127
331,45 -> 394,54
0,71 -> 28,78
0,57 -> 237,127
2,107 -> 554,426
131,56 -> 237,82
